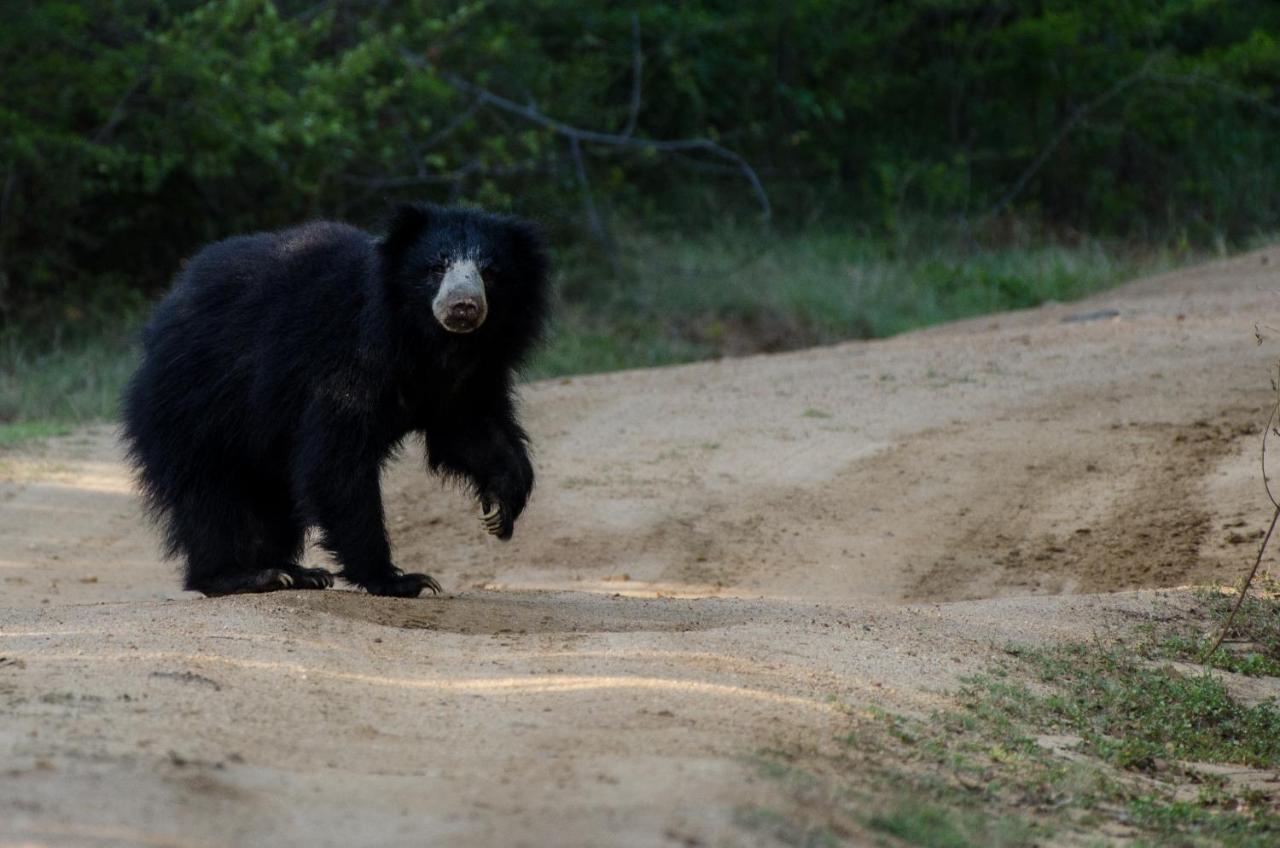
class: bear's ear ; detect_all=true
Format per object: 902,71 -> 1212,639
379,203 -> 433,260
502,217 -> 550,282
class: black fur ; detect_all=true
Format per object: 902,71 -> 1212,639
121,204 -> 551,597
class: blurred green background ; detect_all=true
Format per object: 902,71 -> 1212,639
4,0 -> 1280,437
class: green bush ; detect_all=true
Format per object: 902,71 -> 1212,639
2,0 -> 1279,319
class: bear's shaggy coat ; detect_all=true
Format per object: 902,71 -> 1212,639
122,204 -> 550,597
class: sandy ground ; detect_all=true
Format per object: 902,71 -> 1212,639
3,249 -> 1280,846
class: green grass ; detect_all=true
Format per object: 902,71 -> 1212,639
530,222 -> 1182,378
0,420 -> 74,446
939,641 -> 1280,845
2,223 -> 1193,442
867,800 -> 1038,848
0,302 -> 142,437
993,644 -> 1280,771
748,602 -> 1280,847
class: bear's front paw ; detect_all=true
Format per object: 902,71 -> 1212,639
480,502 -> 514,540
364,572 -> 443,598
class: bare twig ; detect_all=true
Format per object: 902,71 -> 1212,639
1203,359 -> 1280,659
980,65 -> 1149,222
289,1 -> 333,23
620,12 -> 643,138
398,49 -> 771,220
91,75 -> 149,145
0,164 -> 14,316
1146,71 -> 1280,120
1203,505 -> 1279,659
979,62 -> 1280,225
420,96 -> 483,150
1264,359 -> 1280,510
0,165 -> 15,244
569,137 -> 613,256
343,171 -> 471,189
1256,323 -> 1280,342
341,158 -> 549,189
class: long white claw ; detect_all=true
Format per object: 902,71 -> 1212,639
481,504 -> 503,535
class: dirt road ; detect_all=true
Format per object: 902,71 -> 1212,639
3,249 -> 1278,846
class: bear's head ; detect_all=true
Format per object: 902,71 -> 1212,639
379,203 -> 550,356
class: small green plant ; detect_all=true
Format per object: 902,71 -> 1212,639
757,613 -> 1280,848
984,644 -> 1280,771
951,640 -> 1280,844
1153,584 -> 1280,678
867,800 -> 1037,848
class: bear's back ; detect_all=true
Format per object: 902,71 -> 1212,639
132,221 -> 380,458
162,221 -> 369,315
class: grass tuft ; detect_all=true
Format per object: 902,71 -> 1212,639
997,645 -> 1280,771
867,800 -> 1037,848
754,600 -> 1280,848
1154,583 -> 1280,678
532,224 -> 1178,378
1,300 -> 143,433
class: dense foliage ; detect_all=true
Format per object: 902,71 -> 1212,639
3,0 -> 1280,316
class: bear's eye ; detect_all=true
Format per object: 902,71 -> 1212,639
480,266 -> 497,286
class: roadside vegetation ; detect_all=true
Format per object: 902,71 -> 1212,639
5,1 -> 1280,443
2,224 -> 1187,443
1157,583 -> 1280,680
744,588 -> 1280,847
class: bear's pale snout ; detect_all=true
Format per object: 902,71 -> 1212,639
432,258 -> 488,333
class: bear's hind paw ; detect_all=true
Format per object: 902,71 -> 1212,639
194,568 -> 295,597
364,572 -> 443,598
281,565 -> 335,590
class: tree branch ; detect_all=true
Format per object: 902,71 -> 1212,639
1145,71 -> 1280,119
341,157 -> 550,189
421,96 -> 484,150
1203,359 -> 1280,659
569,136 -> 619,270
91,74 -> 149,145
570,138 -> 604,240
621,12 -> 642,138
0,165 -> 15,316
399,49 -> 771,220
980,65 -> 1148,222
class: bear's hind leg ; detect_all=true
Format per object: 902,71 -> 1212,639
191,567 -> 298,596
294,410 -> 441,598
179,525 -> 298,596
277,564 -> 336,590
173,483 -> 320,597
247,494 -> 334,591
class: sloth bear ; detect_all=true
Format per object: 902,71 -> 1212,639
122,204 -> 550,597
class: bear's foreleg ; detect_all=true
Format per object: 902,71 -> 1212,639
295,401 -> 442,598
424,394 -> 534,541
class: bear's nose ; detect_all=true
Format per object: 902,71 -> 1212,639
449,300 -> 480,322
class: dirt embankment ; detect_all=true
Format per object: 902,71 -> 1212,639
3,249 -> 1280,846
